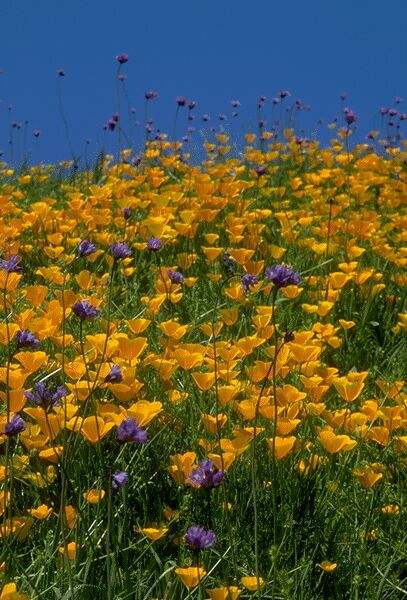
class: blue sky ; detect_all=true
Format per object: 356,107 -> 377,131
0,0 -> 406,164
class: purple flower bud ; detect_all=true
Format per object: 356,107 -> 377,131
278,90 -> 291,99
188,100 -> 197,110
202,114 -> 210,122
147,237 -> 162,252
77,240 -> 96,257
33,129 -> 41,138
5,414 -> 26,436
185,526 -> 216,551
344,108 -> 357,125
168,270 -> 184,285
112,470 -> 128,490
255,165 -> 267,176
57,69 -> 65,77
241,273 -> 258,293
24,382 -> 67,410
0,255 -> 22,273
188,459 -> 224,489
145,90 -> 158,101
176,96 -> 188,107
230,99 -> 241,108
265,264 -> 301,288
15,329 -> 40,349
104,364 -> 123,383
111,242 -> 132,259
117,418 -> 148,444
123,207 -> 132,220
116,53 -> 129,64
72,300 -> 100,320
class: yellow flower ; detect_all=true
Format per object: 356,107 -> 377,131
58,542 -> 77,560
137,526 -> 169,541
84,489 -> 105,504
175,566 -> 206,588
28,504 -> 53,520
381,504 -> 400,516
0,583 -> 30,599
318,561 -> 337,572
240,576 -> 264,591
206,586 -> 242,599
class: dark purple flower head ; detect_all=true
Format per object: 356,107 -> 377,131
117,417 -> 148,444
218,113 -> 227,121
123,207 -> 132,220
116,53 -> 129,64
24,382 -> 67,410
188,100 -> 197,110
340,92 -> 347,101
5,414 -> 25,436
168,269 -> 185,285
265,264 -> 301,288
112,470 -> 128,490
72,300 -> 100,320
230,99 -> 241,108
188,459 -> 224,489
15,329 -> 40,349
278,90 -> 291,99
33,129 -> 41,138
147,237 -> 162,252
176,96 -> 188,107
202,114 -> 210,122
222,252 -> 237,276
255,165 -> 267,177
117,73 -> 126,82
343,108 -> 357,125
241,273 -> 258,293
395,96 -> 403,104
77,240 -> 96,258
185,526 -> 216,551
105,364 -> 123,383
111,242 -> 132,259
57,68 -> 65,77
272,97 -> 281,105
388,108 -> 398,117
0,255 -> 22,273
145,90 -> 158,100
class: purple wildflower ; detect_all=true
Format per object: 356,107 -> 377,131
24,382 -> 67,410
117,418 -> 148,444
111,242 -> 132,259
104,364 -> 123,383
188,459 -> 224,489
0,255 -> 22,273
72,300 -> 100,320
123,207 -> 132,220
116,53 -> 129,64
5,414 -> 26,436
241,273 -> 258,293
168,270 -> 185,285
33,129 -> 41,138
57,68 -> 65,77
255,165 -> 267,176
145,90 -> 158,100
14,329 -> 40,349
176,96 -> 188,107
185,526 -> 216,551
112,470 -> 128,490
344,108 -> 357,125
265,264 -> 301,288
230,99 -> 241,108
147,237 -> 162,252
77,240 -> 96,258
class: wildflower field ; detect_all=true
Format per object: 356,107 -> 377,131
0,134 -> 406,600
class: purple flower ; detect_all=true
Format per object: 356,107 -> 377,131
265,264 -> 301,288
202,114 -> 210,122
255,165 -> 267,177
188,459 -> 224,489
116,53 -> 129,64
222,252 -> 237,276
5,414 -> 26,436
57,68 -> 65,77
278,90 -> 291,99
344,108 -> 357,125
145,90 -> 158,100
176,96 -> 188,107
111,242 -> 132,259
112,470 -> 128,490
77,240 -> 96,257
168,270 -> 184,285
188,100 -> 197,110
105,364 -> 123,383
147,237 -> 162,252
33,129 -> 41,138
230,99 -> 241,108
241,273 -> 258,293
117,418 -> 148,444
185,526 -> 216,551
72,300 -> 100,320
388,108 -> 398,117
0,255 -> 22,273
24,382 -> 67,410
15,329 -> 40,349
123,207 -> 132,220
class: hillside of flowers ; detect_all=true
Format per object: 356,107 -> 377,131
0,133 -> 406,599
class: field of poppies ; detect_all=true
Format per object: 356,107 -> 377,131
0,132 -> 406,599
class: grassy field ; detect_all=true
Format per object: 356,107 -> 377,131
0,133 -> 406,599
